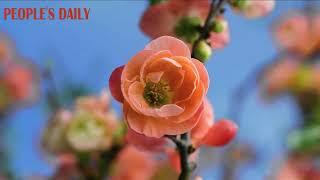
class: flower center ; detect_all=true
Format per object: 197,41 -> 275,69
143,81 -> 171,107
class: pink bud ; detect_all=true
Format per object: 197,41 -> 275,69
109,65 -> 124,103
202,119 -> 238,147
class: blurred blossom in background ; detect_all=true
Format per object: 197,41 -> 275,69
0,0 -> 318,180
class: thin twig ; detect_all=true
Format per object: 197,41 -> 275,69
191,0 -> 229,58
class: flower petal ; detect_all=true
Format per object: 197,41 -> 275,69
124,101 -> 202,138
145,36 -> 191,58
191,59 -> 210,93
191,98 -> 214,147
156,104 -> 184,117
125,128 -> 166,152
121,50 -> 153,105
146,71 -> 164,83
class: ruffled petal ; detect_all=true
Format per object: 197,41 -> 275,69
146,71 -> 164,83
191,59 -> 210,93
171,56 -> 199,103
140,50 -> 173,82
121,50 -> 153,105
124,101 -> 202,138
156,104 -> 184,117
125,128 -> 166,152
128,81 -> 184,118
191,99 -> 214,147
145,36 -> 191,58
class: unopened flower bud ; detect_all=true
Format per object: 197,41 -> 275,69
211,20 -> 225,33
149,0 -> 167,6
174,16 -> 201,44
194,41 -> 212,63
231,0 -> 248,10
202,119 -> 238,147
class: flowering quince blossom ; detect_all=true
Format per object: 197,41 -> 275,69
109,36 -> 210,138
273,12 -> 320,56
230,0 -> 275,18
140,0 -> 230,49
66,94 -> 118,152
124,98 -> 237,152
42,92 -> 119,153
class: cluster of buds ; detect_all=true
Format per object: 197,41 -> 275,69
0,34 -> 38,113
140,0 -> 274,62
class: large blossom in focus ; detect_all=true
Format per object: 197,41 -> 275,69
110,36 -> 209,138
111,145 -> 156,180
273,12 -> 320,56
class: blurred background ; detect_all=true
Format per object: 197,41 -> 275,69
0,0 -> 316,179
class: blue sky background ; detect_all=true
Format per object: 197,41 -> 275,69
0,0 -> 312,179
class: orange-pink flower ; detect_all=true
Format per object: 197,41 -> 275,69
111,145 -> 156,180
109,36 -> 209,138
140,0 -> 209,39
273,13 -> 320,56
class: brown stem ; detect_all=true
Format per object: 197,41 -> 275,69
191,0 -> 229,58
